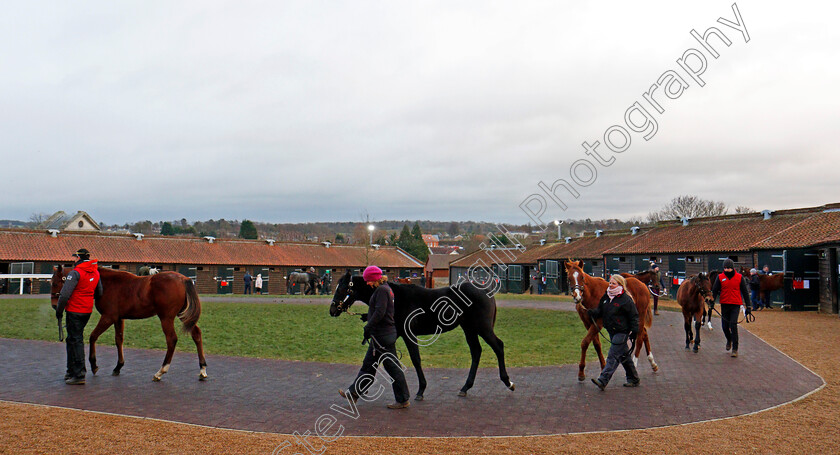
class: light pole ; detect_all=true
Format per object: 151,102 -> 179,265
554,220 -> 563,240
368,224 -> 375,245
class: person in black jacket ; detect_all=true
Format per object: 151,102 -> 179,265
588,274 -> 640,390
339,266 -> 411,409
748,268 -> 762,310
712,259 -> 751,357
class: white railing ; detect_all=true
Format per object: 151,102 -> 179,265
0,274 -> 53,295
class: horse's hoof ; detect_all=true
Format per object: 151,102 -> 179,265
414,395 -> 424,401
152,375 -> 161,382
458,391 -> 467,397
652,364 -> 659,373
91,366 -> 99,375
693,347 -> 699,353
111,370 -> 120,376
508,382 -> 516,391
685,345 -> 690,350
199,374 -> 208,381
578,375 -> 585,382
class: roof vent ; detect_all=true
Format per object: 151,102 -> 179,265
322,241 -> 331,248
539,239 -> 546,246
265,239 -> 276,246
681,217 -> 691,226
761,210 -> 773,220
595,229 -> 603,238
631,226 -> 640,235
565,237 -> 572,244
133,233 -> 144,241
203,236 -> 215,244
372,244 -> 380,250
47,229 -> 60,238
490,244 -> 496,250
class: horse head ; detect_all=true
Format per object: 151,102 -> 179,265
329,271 -> 372,317
564,259 -> 585,304
50,265 -> 70,309
695,272 -> 714,306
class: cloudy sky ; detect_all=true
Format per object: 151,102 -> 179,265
1,1 -> 838,227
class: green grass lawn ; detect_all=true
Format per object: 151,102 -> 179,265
494,293 -> 574,302
0,298 -> 594,368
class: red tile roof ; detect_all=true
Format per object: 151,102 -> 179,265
0,230 -> 423,268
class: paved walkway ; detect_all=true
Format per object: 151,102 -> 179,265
0,303 -> 823,437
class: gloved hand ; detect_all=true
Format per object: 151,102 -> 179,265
745,306 -> 752,316
360,313 -> 368,322
55,308 -> 63,320
362,326 -> 371,345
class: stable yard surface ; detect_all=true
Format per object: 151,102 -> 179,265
1,304 -> 837,454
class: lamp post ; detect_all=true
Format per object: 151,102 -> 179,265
368,224 -> 375,245
554,220 -> 563,240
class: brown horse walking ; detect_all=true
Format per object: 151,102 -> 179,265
51,266 -> 207,381
564,260 -> 658,381
740,267 -> 784,308
676,274 -> 714,352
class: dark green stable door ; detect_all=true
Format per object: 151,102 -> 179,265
217,267 -> 234,294
783,249 -> 819,311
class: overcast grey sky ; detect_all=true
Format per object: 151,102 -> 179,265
2,1 -> 838,226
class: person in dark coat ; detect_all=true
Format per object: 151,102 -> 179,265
243,271 -> 252,295
712,259 -> 752,357
588,274 -> 640,390
339,265 -> 411,409
748,268 -> 762,310
650,263 -> 665,315
56,248 -> 103,385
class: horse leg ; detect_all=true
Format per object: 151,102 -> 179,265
693,314 -> 702,352
88,316 -> 114,375
191,325 -> 208,381
403,339 -> 427,401
683,313 -> 692,350
478,328 -> 514,392
458,329 -> 482,397
112,319 -> 126,375
643,331 -> 658,372
578,325 -> 599,381
705,304 -> 714,331
153,317 -> 178,382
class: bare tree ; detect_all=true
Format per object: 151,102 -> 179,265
648,195 -> 728,222
734,206 -> 754,214
29,212 -> 50,227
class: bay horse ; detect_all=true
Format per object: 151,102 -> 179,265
676,273 -> 714,352
51,265 -> 207,381
740,267 -> 784,308
287,271 -> 319,295
328,270 -> 514,400
565,260 -> 658,381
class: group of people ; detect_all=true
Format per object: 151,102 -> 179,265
243,271 -> 263,294
748,265 -> 774,310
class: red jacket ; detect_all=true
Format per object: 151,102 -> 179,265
66,260 -> 100,313
718,272 -> 744,305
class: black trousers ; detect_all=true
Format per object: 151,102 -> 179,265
65,311 -> 91,378
720,304 -> 741,351
350,333 -> 410,404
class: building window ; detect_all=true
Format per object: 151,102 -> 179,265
78,221 -> 84,228
509,265 -> 522,281
546,260 -> 559,278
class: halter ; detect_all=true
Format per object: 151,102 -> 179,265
333,280 -> 360,316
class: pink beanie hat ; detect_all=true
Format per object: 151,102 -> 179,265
363,265 -> 383,282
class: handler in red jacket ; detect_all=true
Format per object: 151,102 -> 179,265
711,258 -> 751,358
55,248 -> 103,385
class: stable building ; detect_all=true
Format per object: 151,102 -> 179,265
0,229 -> 423,295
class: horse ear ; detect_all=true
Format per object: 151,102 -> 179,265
577,260 -> 583,268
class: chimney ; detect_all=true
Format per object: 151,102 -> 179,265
539,239 -> 546,246
630,226 -> 640,235
322,241 -> 331,248
133,233 -> 144,241
47,229 -> 60,238
565,237 -> 572,244
761,210 -> 773,220
595,229 -> 603,238
265,239 -> 276,246
372,244 -> 380,250
681,217 -> 691,226
203,236 -> 215,244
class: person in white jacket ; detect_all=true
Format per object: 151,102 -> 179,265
255,273 -> 263,295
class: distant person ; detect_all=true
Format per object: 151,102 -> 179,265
650,263 -> 665,315
243,271 -> 253,295
748,268 -> 762,310
308,267 -> 317,295
711,259 -> 751,358
420,275 -> 426,288
255,273 -> 263,295
759,265 -> 772,308
138,263 -> 151,276
588,274 -> 640,390
321,271 -> 332,295
23,278 -> 31,295
538,272 -> 546,295
55,248 -> 103,385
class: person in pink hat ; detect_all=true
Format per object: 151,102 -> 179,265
339,265 -> 411,409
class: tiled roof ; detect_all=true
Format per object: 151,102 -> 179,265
0,230 -> 423,268
425,254 -> 457,271
606,211 -> 823,254
429,246 -> 460,255
751,210 -> 840,249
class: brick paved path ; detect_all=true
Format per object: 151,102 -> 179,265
0,305 -> 823,437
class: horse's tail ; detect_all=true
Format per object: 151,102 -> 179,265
178,279 -> 202,333
645,304 -> 653,329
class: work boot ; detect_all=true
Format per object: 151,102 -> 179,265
591,378 -> 606,391
338,389 -> 358,404
730,350 -> 738,358
64,372 -> 72,381
654,311 -> 660,315
65,377 -> 85,385
386,401 -> 410,409
623,380 -> 640,387
725,341 -> 732,351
